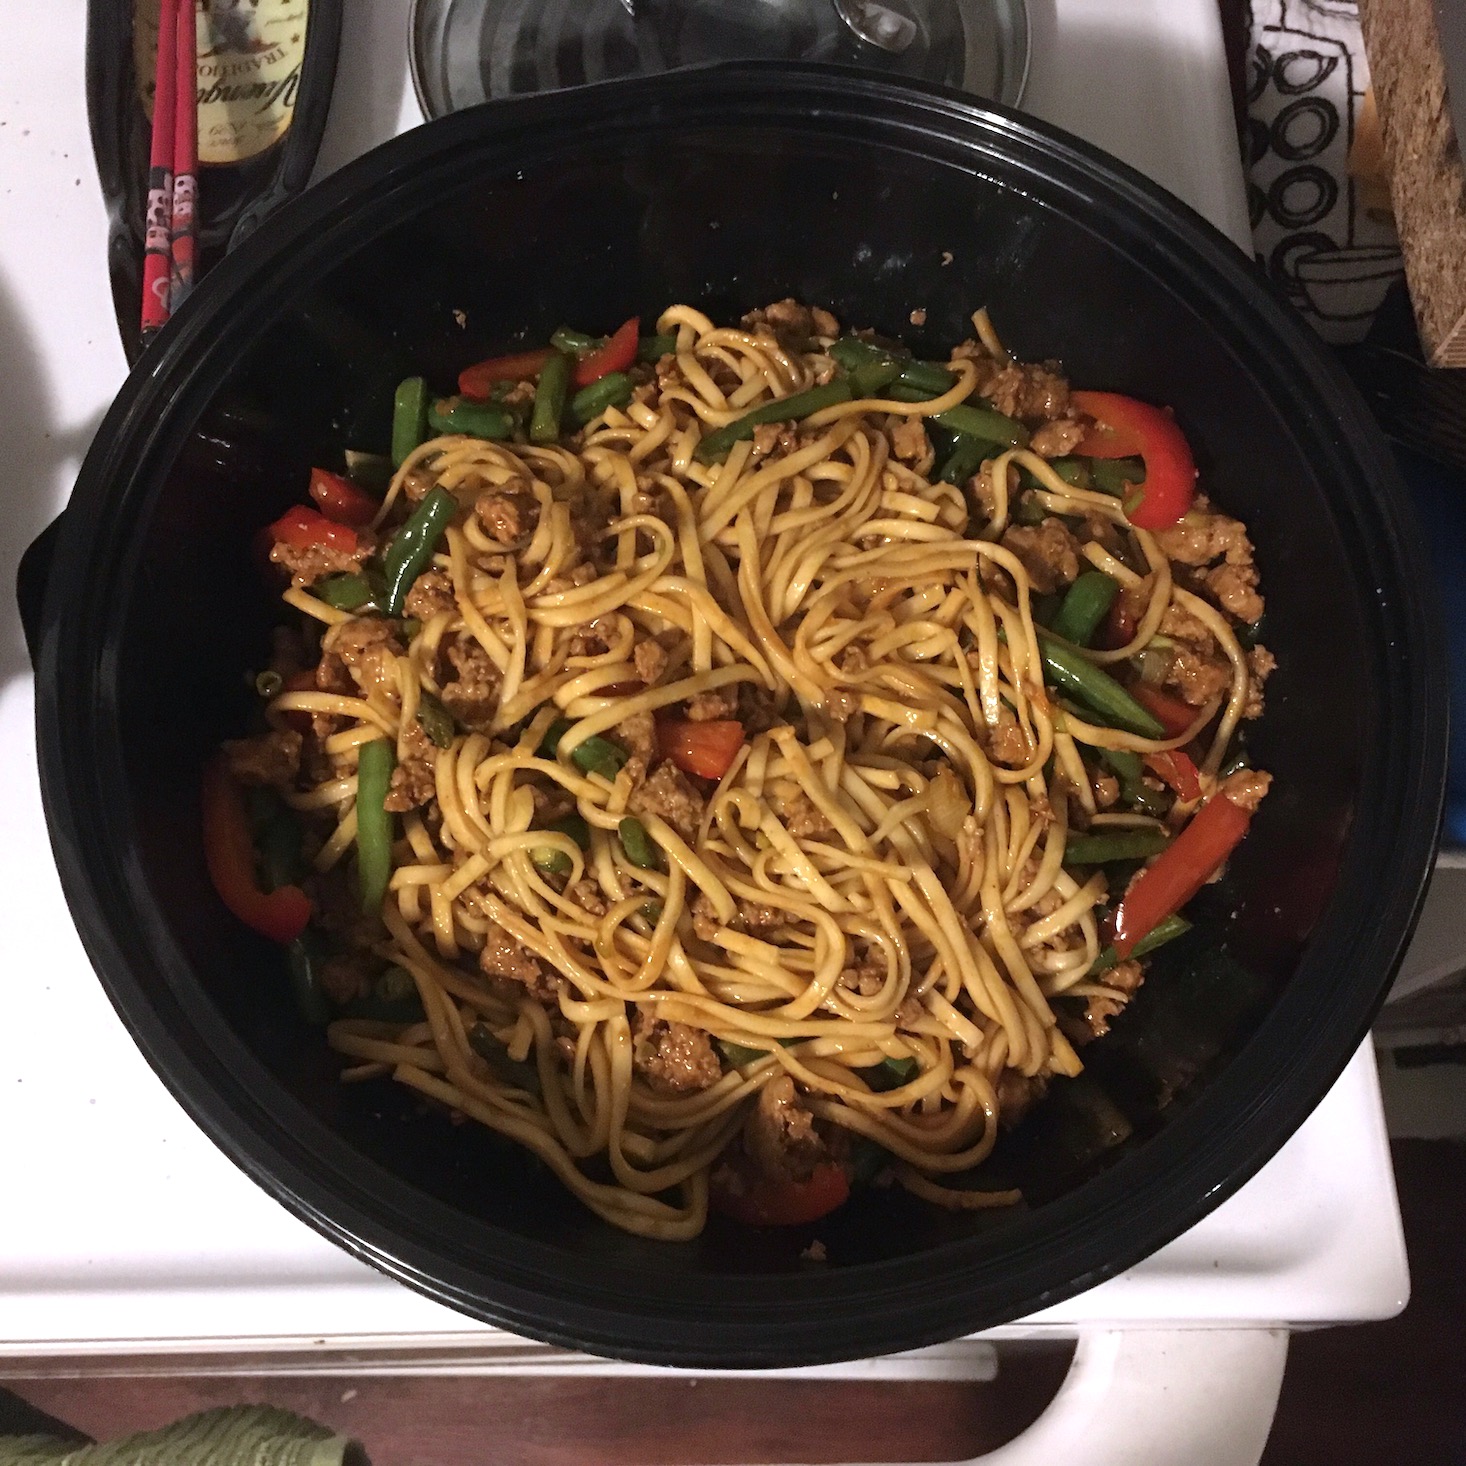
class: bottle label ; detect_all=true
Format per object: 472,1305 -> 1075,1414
135,1 -> 307,166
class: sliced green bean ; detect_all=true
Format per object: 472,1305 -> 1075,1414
355,738 -> 396,915
531,848 -> 573,878
937,434 -> 1001,486
884,379 -> 1029,447
383,486 -> 457,617
863,1055 -> 918,1092
341,965 -> 425,1023
255,669 -> 283,699
286,933 -> 332,1026
1036,631 -> 1166,738
540,718 -> 630,780
469,1022 -> 542,1093
693,380 -> 854,463
1089,456 -> 1145,496
618,816 -> 664,871
550,326 -> 604,355
1099,746 -> 1172,818
1089,914 -> 1192,976
428,396 -> 513,440
416,688 -> 456,749
316,572 -> 375,611
344,449 -> 394,492
1063,829 -> 1171,865
569,372 -> 634,427
1051,571 -> 1119,648
530,351 -> 573,444
636,333 -> 678,362
391,376 -> 429,466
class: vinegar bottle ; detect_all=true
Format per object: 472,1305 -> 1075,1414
87,0 -> 342,362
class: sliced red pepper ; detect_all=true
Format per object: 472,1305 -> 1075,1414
1073,389 -> 1198,531
308,467 -> 379,528
658,719 -> 745,780
458,347 -> 554,399
573,317 -> 639,388
1144,749 -> 1202,802
1129,684 -> 1198,739
1112,789 -> 1252,958
200,759 -> 312,944
712,1161 -> 851,1227
268,505 -> 361,555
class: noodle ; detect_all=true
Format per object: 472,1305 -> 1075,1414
221,300 -> 1274,1239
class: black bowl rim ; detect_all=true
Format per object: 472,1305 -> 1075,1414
34,62 -> 1447,1367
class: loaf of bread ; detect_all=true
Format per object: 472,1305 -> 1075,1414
1358,0 -> 1466,366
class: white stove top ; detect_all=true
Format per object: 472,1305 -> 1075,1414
0,0 -> 1407,1359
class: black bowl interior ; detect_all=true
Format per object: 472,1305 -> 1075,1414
34,66 -> 1445,1366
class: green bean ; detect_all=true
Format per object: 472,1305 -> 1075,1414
286,933 -> 332,1026
344,449 -> 393,493
1019,456 -> 1091,490
530,351 -> 573,444
1012,494 -> 1047,526
539,718 -> 630,780
255,669 -> 283,699
256,803 -> 306,894
693,380 -> 854,463
531,848 -> 572,878
355,737 -> 396,915
341,965 -> 425,1023
1089,914 -> 1192,976
1097,746 -> 1170,818
618,816 -> 664,871
848,356 -> 904,397
468,1022 -> 541,1093
718,1039 -> 770,1069
316,572 -> 375,611
1051,571 -> 1119,647
829,338 -> 903,396
863,1055 -> 918,1091
428,396 -> 513,440
1088,456 -> 1145,496
550,326 -> 604,355
1235,612 -> 1267,650
382,486 -> 457,616
1063,829 -> 1171,865
569,372 -> 634,427
416,688 -> 456,749
1036,631 -> 1166,738
885,379 -> 1029,447
937,434 -> 1000,486
391,377 -> 429,466
636,333 -> 678,362
546,812 -> 591,849
828,339 -> 955,398
849,1136 -> 891,1185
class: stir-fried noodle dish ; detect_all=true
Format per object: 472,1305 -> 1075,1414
211,301 -> 1274,1239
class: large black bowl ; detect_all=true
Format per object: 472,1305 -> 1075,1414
27,65 -> 1446,1366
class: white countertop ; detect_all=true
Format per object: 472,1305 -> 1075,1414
0,0 -> 1407,1357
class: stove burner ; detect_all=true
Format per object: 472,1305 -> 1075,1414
412,0 -> 1029,116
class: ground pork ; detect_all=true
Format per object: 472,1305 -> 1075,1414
384,718 -> 438,813
684,686 -> 738,722
887,415 -> 931,466
474,485 -> 539,546
633,638 -> 668,686
1203,561 -> 1265,624
744,1074 -> 829,1182
269,530 -> 374,588
1153,497 -> 1254,568
951,344 -> 1073,423
399,466 -> 437,503
974,701 -> 1031,766
404,568 -> 457,622
773,787 -> 836,841
1076,958 -> 1145,1041
632,1009 -> 722,1095
222,728 -> 301,789
740,298 -> 839,352
1029,417 -> 1087,458
1244,645 -> 1276,720
479,920 -> 556,1003
439,635 -> 501,731
329,618 -> 404,703
1000,518 -> 1082,593
318,952 -> 375,1006
629,761 -> 704,843
838,944 -> 887,996
567,879 -> 607,918
1159,604 -> 1232,708
1220,767 -> 1273,812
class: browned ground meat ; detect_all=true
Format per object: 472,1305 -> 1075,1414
1093,772 -> 1120,809
385,719 -> 438,813
741,298 -> 839,352
774,788 -> 836,841
1244,645 -> 1276,719
475,485 -> 540,546
887,416 -> 931,465
632,1010 -> 722,1095
404,568 -> 457,622
749,421 -> 783,460
479,920 -> 557,1003
330,618 -> 404,702
629,761 -> 705,843
1220,768 -> 1273,812
223,729 -> 301,788
1203,562 -> 1265,624
614,712 -> 659,788
565,620 -> 612,660
975,702 -> 1031,766
1076,958 -> 1145,1041
399,466 -> 437,503
1029,417 -> 1087,458
567,879 -> 607,918
838,944 -> 886,995
1159,605 -> 1232,707
1154,497 -> 1254,568
269,531 -> 374,587
633,638 -> 668,686
996,1070 -> 1049,1128
314,650 -> 353,696
319,952 -> 374,1005
1001,518 -> 1082,593
952,345 -> 1072,423
744,1074 -> 829,1181
439,635 -> 501,731
680,686 -> 734,722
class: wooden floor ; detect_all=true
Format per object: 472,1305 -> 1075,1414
4,1140 -> 1462,1465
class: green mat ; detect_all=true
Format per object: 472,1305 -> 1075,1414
0,1405 -> 366,1466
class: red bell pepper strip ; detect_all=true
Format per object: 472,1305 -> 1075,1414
1112,787 -> 1252,958
1073,390 -> 1198,531
1144,749 -> 1202,802
1129,684 -> 1198,739
200,759 -> 312,944
268,505 -> 361,556
712,1161 -> 851,1227
308,468 -> 379,528
458,347 -> 554,399
658,719 -> 745,780
573,317 -> 639,388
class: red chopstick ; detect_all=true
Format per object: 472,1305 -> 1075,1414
169,0 -> 198,311
139,0 -> 178,339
